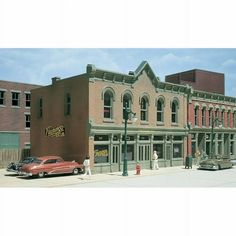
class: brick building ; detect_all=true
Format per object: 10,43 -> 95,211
31,61 -> 189,173
187,89 -> 236,160
165,71 -> 236,160
165,69 -> 225,95
0,80 -> 41,150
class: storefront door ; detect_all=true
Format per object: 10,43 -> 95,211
165,144 -> 172,167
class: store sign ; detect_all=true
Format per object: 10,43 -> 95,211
95,148 -> 108,158
94,145 -> 109,164
45,125 -> 65,137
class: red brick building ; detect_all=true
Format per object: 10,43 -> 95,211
0,80 -> 41,150
31,62 -> 189,173
165,69 -> 225,95
187,90 -> 236,159
166,71 -> 236,160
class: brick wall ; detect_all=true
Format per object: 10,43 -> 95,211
0,80 -> 41,149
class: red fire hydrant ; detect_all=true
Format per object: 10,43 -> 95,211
136,162 -> 141,175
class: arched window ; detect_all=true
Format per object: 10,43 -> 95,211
140,97 -> 148,121
194,107 -> 199,126
104,91 -> 113,119
123,93 -> 132,119
202,107 -> 206,126
171,100 -> 178,123
209,108 -> 213,127
157,98 -> 164,122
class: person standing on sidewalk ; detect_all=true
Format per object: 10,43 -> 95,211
195,149 -> 201,166
83,155 -> 92,178
152,151 -> 159,170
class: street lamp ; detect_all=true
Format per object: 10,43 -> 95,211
210,116 -> 222,159
122,103 -> 137,176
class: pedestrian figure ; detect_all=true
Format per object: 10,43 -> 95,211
152,151 -> 159,170
195,149 -> 201,166
83,155 -> 92,178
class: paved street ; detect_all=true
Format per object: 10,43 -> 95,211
1,165 -> 236,187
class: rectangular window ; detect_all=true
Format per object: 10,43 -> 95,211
153,144 -> 164,159
209,109 -> 213,127
202,108 -> 206,126
194,107 -> 199,126
65,93 -> 71,116
94,145 -> 109,164
25,114 -> 30,128
122,144 -> 134,161
12,92 -> 20,106
173,143 -> 182,158
234,113 -> 236,128
221,111 -> 224,127
25,93 -> 31,107
38,98 -> 43,118
228,111 -> 231,128
0,90 -> 5,105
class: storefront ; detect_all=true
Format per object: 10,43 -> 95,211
92,132 -> 185,174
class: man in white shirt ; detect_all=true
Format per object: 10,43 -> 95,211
152,151 -> 159,170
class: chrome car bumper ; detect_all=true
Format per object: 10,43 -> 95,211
199,165 -> 218,170
18,171 -> 33,177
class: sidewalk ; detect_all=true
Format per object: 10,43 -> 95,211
0,165 -> 197,187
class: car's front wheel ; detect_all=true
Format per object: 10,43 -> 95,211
72,168 -> 79,175
38,172 -> 45,178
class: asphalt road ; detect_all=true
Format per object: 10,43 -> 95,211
2,165 -> 236,187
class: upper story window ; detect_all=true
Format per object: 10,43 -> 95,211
140,97 -> 148,121
123,93 -> 132,119
12,91 -> 20,107
209,109 -> 213,127
38,98 -> 43,118
157,98 -> 164,123
25,114 -> 30,128
194,107 -> 199,126
0,90 -> 5,105
65,93 -> 71,116
227,111 -> 231,128
221,110 -> 225,127
104,91 -> 113,119
171,100 -> 178,123
202,107 -> 206,126
25,93 -> 31,108
234,112 -> 236,128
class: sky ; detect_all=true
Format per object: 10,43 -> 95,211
0,48 -> 236,97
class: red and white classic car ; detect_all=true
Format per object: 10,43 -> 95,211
19,156 -> 83,178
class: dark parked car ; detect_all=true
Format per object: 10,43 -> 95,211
19,156 -> 83,178
7,157 -> 37,173
199,156 -> 233,170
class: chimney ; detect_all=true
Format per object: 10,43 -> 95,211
51,77 -> 61,85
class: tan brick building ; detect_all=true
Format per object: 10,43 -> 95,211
31,61 -> 189,173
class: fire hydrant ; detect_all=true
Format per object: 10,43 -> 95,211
136,162 -> 141,175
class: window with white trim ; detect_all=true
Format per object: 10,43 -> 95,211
25,93 -> 31,107
0,90 -> 5,105
123,93 -> 132,119
25,114 -> 30,128
194,107 -> 199,126
140,97 -> 148,121
157,99 -> 164,122
104,91 -> 113,119
202,107 -> 206,126
12,92 -> 20,106
171,101 -> 178,123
